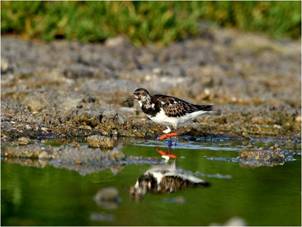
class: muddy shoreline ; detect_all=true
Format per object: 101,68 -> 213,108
1,26 -> 301,144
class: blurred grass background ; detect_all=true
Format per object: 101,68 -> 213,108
1,1 -> 301,45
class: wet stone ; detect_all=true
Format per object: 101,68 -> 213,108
86,135 -> 116,149
1,144 -> 51,159
38,151 -> 49,160
101,110 -> 117,121
105,36 -> 129,47
17,137 -> 30,145
109,150 -> 125,160
71,109 -> 101,128
94,187 -> 120,210
162,196 -> 186,204
116,114 -> 126,125
239,149 -> 293,167
90,212 -> 114,222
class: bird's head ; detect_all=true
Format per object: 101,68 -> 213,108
129,173 -> 157,199
133,88 -> 151,104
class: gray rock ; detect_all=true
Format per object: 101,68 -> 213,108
2,144 -> 51,159
239,149 -> 294,167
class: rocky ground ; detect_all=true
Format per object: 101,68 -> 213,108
1,26 -> 301,145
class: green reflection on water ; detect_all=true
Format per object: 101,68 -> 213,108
1,144 -> 301,226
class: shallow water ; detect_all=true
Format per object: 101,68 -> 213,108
1,137 -> 301,226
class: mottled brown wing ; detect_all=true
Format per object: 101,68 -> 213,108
160,175 -> 209,192
154,95 -> 199,117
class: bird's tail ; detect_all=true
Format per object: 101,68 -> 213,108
189,180 -> 211,188
195,181 -> 211,187
195,104 -> 213,112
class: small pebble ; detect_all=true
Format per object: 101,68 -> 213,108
79,125 -> 92,130
18,137 -> 30,145
273,124 -> 282,129
162,196 -> 186,204
153,67 -> 163,75
87,135 -> 115,149
90,212 -> 114,222
1,58 -> 9,72
38,151 -> 49,160
105,36 -> 126,47
75,160 -> 82,165
41,127 -> 48,132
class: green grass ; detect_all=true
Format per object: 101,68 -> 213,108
1,1 -> 301,45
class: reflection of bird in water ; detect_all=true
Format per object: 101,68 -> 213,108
156,148 -> 177,162
133,88 -> 213,141
129,161 -> 210,198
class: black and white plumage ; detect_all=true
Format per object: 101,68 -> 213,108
129,162 -> 209,198
133,88 -> 213,133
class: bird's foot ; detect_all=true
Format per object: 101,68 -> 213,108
158,132 -> 177,141
166,138 -> 178,148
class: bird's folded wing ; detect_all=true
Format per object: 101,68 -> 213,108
154,95 -> 199,117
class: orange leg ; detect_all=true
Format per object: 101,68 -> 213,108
156,148 -> 177,159
159,132 -> 178,141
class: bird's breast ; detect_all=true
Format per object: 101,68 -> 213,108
148,109 -> 178,126
142,103 -> 158,117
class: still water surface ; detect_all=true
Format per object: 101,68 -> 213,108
1,138 -> 301,225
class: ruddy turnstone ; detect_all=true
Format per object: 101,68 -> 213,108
133,88 -> 213,140
129,162 -> 209,198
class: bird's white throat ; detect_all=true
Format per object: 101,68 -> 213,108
138,100 -> 143,107
138,100 -> 154,109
